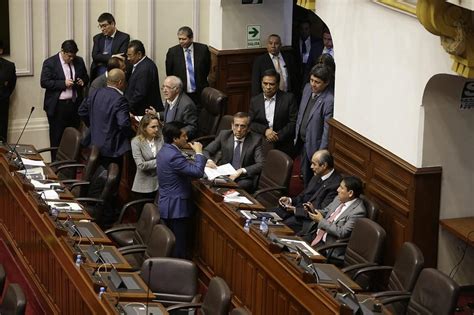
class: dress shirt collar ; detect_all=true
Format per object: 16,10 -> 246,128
269,52 -> 283,60
109,29 -> 117,39
183,43 -> 194,53
263,93 -> 276,102
133,56 -> 146,70
167,93 -> 180,109
340,198 -> 357,211
320,168 -> 335,181
233,136 -> 245,143
58,52 -> 69,66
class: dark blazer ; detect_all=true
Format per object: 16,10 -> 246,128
251,52 -> 298,96
160,92 -> 198,139
90,30 -> 130,77
293,36 -> 323,85
294,83 -> 334,161
156,143 -> 207,219
125,56 -> 161,115
78,87 -> 131,158
0,57 -> 16,103
249,90 -> 297,154
204,130 -> 264,180
165,42 -> 211,95
40,53 -> 89,117
89,73 -> 107,95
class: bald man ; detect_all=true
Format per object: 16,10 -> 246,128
79,68 -> 132,166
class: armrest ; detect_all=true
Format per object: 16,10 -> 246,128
76,197 -> 103,205
341,262 -> 378,274
353,265 -> 393,281
60,179 -> 81,185
253,186 -> 287,198
379,293 -> 412,306
55,163 -> 86,173
50,159 -> 77,168
118,245 -> 147,255
117,198 -> 155,223
372,290 -> 410,299
69,181 -> 91,190
316,242 -> 348,252
37,146 -> 59,154
105,224 -> 137,235
166,303 -> 203,312
193,135 -> 216,144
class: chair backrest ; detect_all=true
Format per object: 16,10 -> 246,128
56,127 -> 82,162
141,257 -> 198,305
360,194 -> 379,221
344,218 -> 386,288
83,145 -> 101,182
134,203 -> 161,245
407,268 -> 459,315
217,115 -> 233,132
201,277 -> 232,315
256,149 -> 293,207
145,224 -> 176,259
198,87 -> 228,138
99,163 -> 121,202
0,283 -> 27,315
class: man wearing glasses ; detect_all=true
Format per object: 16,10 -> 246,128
90,12 -> 129,81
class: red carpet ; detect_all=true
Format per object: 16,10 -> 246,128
0,238 -> 46,314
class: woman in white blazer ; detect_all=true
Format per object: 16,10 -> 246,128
131,114 -> 163,199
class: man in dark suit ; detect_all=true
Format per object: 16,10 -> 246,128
159,76 -> 198,140
275,150 -> 341,234
40,40 -> 89,151
293,20 -> 323,87
294,64 -> 333,186
125,40 -> 161,115
249,69 -> 297,156
0,40 -> 17,140
204,112 -> 264,192
89,56 -> 126,94
251,34 -> 298,97
156,121 -> 207,258
78,69 -> 131,167
165,26 -> 210,110
306,176 -> 366,260
90,12 -> 130,81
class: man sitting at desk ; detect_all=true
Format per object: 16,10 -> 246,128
305,176 -> 366,260
203,112 -> 264,193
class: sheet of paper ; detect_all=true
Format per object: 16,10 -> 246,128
224,195 -> 253,204
21,158 -> 46,167
40,190 -> 59,200
205,163 -> 236,180
47,201 -> 83,211
30,179 -> 61,190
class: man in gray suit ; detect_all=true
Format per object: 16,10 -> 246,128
89,56 -> 126,94
305,176 -> 366,260
204,112 -> 264,192
295,64 -> 334,187
159,76 -> 198,140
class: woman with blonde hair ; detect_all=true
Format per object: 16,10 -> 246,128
131,114 -> 163,199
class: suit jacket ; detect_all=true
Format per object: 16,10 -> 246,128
125,56 -> 162,115
165,42 -> 211,95
131,136 -> 163,193
315,196 -> 366,260
89,73 -> 107,95
41,53 -> 89,117
293,36 -> 323,86
251,51 -> 299,96
204,130 -> 264,180
156,143 -> 207,219
0,57 -> 16,103
294,83 -> 334,160
249,90 -> 297,154
90,30 -> 130,77
160,92 -> 198,139
78,87 -> 131,157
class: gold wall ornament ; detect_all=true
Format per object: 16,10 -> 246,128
417,0 -> 474,77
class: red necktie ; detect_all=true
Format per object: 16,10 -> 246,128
311,203 -> 345,247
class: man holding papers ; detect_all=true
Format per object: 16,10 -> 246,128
204,112 -> 264,193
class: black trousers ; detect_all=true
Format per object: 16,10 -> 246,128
162,217 -> 191,259
47,99 -> 80,154
0,100 -> 10,140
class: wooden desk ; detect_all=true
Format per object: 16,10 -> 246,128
440,217 -> 474,247
192,181 -> 352,315
102,294 -> 169,315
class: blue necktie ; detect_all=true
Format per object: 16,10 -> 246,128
232,140 -> 241,170
104,36 -> 112,54
185,49 -> 196,92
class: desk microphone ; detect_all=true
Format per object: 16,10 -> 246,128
308,263 -> 320,283
145,260 -> 153,315
9,106 -> 35,166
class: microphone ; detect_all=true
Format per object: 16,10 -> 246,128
308,263 -> 320,283
10,106 -> 35,166
145,260 -> 153,315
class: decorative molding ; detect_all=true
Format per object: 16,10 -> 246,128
108,0 -> 115,15
83,0 -> 91,71
372,0 -> 417,17
43,0 -> 50,59
417,0 -> 474,78
148,0 -> 155,60
67,0 -> 74,39
16,0 -> 33,76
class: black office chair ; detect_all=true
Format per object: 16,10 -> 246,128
380,268 -> 460,315
119,224 -> 175,269
360,194 -> 379,221
0,264 -> 5,296
194,87 -> 228,142
140,257 -> 200,307
166,276 -> 232,315
0,283 -> 27,315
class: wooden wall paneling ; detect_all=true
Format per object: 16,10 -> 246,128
328,119 -> 442,267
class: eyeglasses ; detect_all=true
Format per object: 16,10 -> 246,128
98,23 -> 110,29
161,85 -> 176,90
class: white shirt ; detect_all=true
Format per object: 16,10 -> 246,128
147,138 -> 157,157
300,37 -> 311,63
320,168 -> 335,181
233,136 -> 247,173
58,52 -> 75,100
322,47 -> 334,58
264,94 -> 276,128
183,43 -> 195,93
166,94 -> 180,110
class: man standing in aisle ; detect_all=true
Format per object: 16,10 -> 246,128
41,40 -> 89,151
125,40 -> 161,115
0,40 -> 17,140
